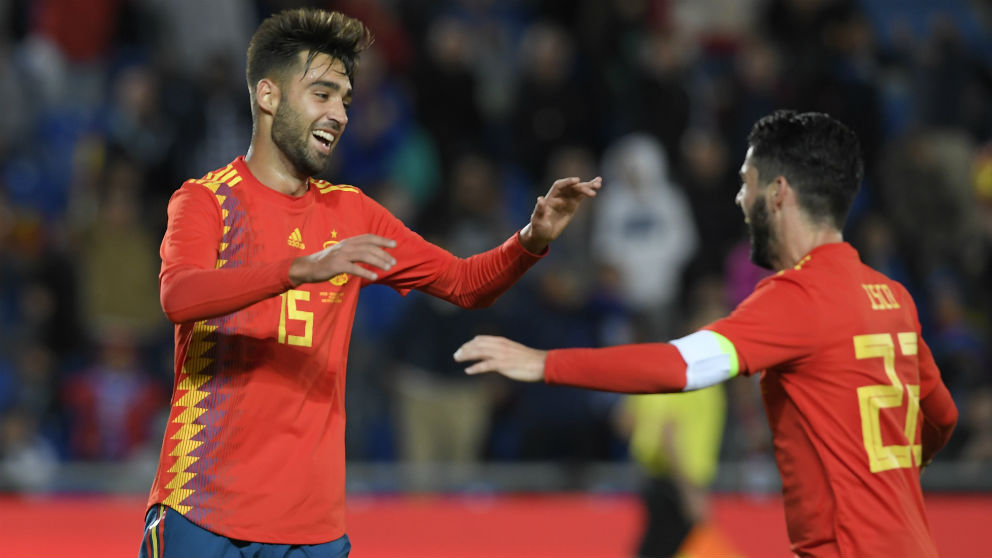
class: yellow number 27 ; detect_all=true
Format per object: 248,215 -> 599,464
854,332 -> 921,473
278,290 -> 313,347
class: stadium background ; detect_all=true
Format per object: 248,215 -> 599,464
0,0 -> 991,555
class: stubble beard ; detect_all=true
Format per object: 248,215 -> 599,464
271,100 -> 331,178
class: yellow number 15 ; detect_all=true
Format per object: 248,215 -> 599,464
854,332 -> 921,473
278,290 -> 313,347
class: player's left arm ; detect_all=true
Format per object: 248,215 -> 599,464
360,177 -> 600,309
917,336 -> 958,466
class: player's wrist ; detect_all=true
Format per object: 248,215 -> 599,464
288,256 -> 312,287
518,225 -> 549,254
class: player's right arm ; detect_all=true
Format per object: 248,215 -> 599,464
455,273 -> 813,393
916,336 -> 957,466
159,184 -> 395,323
454,330 -> 740,394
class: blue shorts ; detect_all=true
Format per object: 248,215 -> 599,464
138,504 -> 351,558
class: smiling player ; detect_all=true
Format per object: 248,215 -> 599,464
139,8 -> 600,557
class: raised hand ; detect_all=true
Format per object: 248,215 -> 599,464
289,234 -> 397,285
518,176 -> 602,253
453,335 -> 547,382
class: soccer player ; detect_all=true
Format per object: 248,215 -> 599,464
139,8 -> 601,558
455,110 -> 958,557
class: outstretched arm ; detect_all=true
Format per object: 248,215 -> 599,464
517,176 -> 602,254
455,330 -> 739,394
369,176 -> 601,309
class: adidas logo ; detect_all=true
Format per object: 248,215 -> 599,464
287,228 -> 305,249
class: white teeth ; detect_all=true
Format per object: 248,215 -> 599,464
313,130 -> 335,143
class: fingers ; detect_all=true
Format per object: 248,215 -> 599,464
453,334 -> 501,363
339,261 -> 382,282
453,335 -> 546,382
353,247 -> 397,273
296,234 -> 399,284
547,176 -> 602,199
343,233 -> 397,248
532,195 -> 548,220
464,360 -> 503,375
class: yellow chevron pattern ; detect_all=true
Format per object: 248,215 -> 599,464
162,321 -> 218,514
193,166 -> 242,268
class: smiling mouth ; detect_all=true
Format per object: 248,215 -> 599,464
312,129 -> 335,150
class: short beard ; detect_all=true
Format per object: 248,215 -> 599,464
271,100 -> 329,178
747,198 -> 775,270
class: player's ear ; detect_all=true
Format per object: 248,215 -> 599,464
255,78 -> 280,117
769,176 -> 790,211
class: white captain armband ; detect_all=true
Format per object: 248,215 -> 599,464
670,330 -> 740,391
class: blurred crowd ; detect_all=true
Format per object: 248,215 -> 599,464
1,0 -> 991,492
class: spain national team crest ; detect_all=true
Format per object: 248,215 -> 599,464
323,230 -> 349,286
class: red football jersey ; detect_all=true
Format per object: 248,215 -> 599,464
148,157 -> 543,543
706,242 -> 952,557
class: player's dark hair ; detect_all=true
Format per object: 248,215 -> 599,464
747,110 -> 863,229
246,8 -> 372,104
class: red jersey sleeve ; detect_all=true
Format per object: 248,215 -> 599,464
360,194 -> 544,308
916,335 -> 958,463
545,343 -> 688,393
159,184 -> 294,323
705,273 -> 820,375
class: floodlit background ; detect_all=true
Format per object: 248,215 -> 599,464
1,0 -> 991,555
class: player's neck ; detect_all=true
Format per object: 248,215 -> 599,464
244,141 -> 310,197
773,218 -> 843,270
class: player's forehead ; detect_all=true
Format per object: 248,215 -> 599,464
739,146 -> 757,179
292,51 -> 351,89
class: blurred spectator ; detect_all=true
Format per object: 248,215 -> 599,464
0,0 -> 987,484
101,63 -> 178,200
592,133 -> 698,342
186,52 -> 253,182
958,387 -> 992,465
879,129 -> 979,279
137,0 -> 254,79
0,36 -> 31,160
0,406 -> 58,492
619,29 -> 693,165
715,35 -> 786,151
511,21 -> 602,180
75,156 -> 164,339
388,291 -> 504,487
668,0 -> 760,44
679,128 -> 743,283
411,15 -> 485,165
60,330 -> 165,461
387,151 -> 512,484
851,212 -> 914,292
926,273 -> 988,393
915,15 -> 992,139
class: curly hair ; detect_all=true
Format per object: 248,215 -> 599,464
748,110 -> 864,229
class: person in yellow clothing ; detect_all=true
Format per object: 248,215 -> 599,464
623,385 -> 726,558
619,278 -> 728,558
